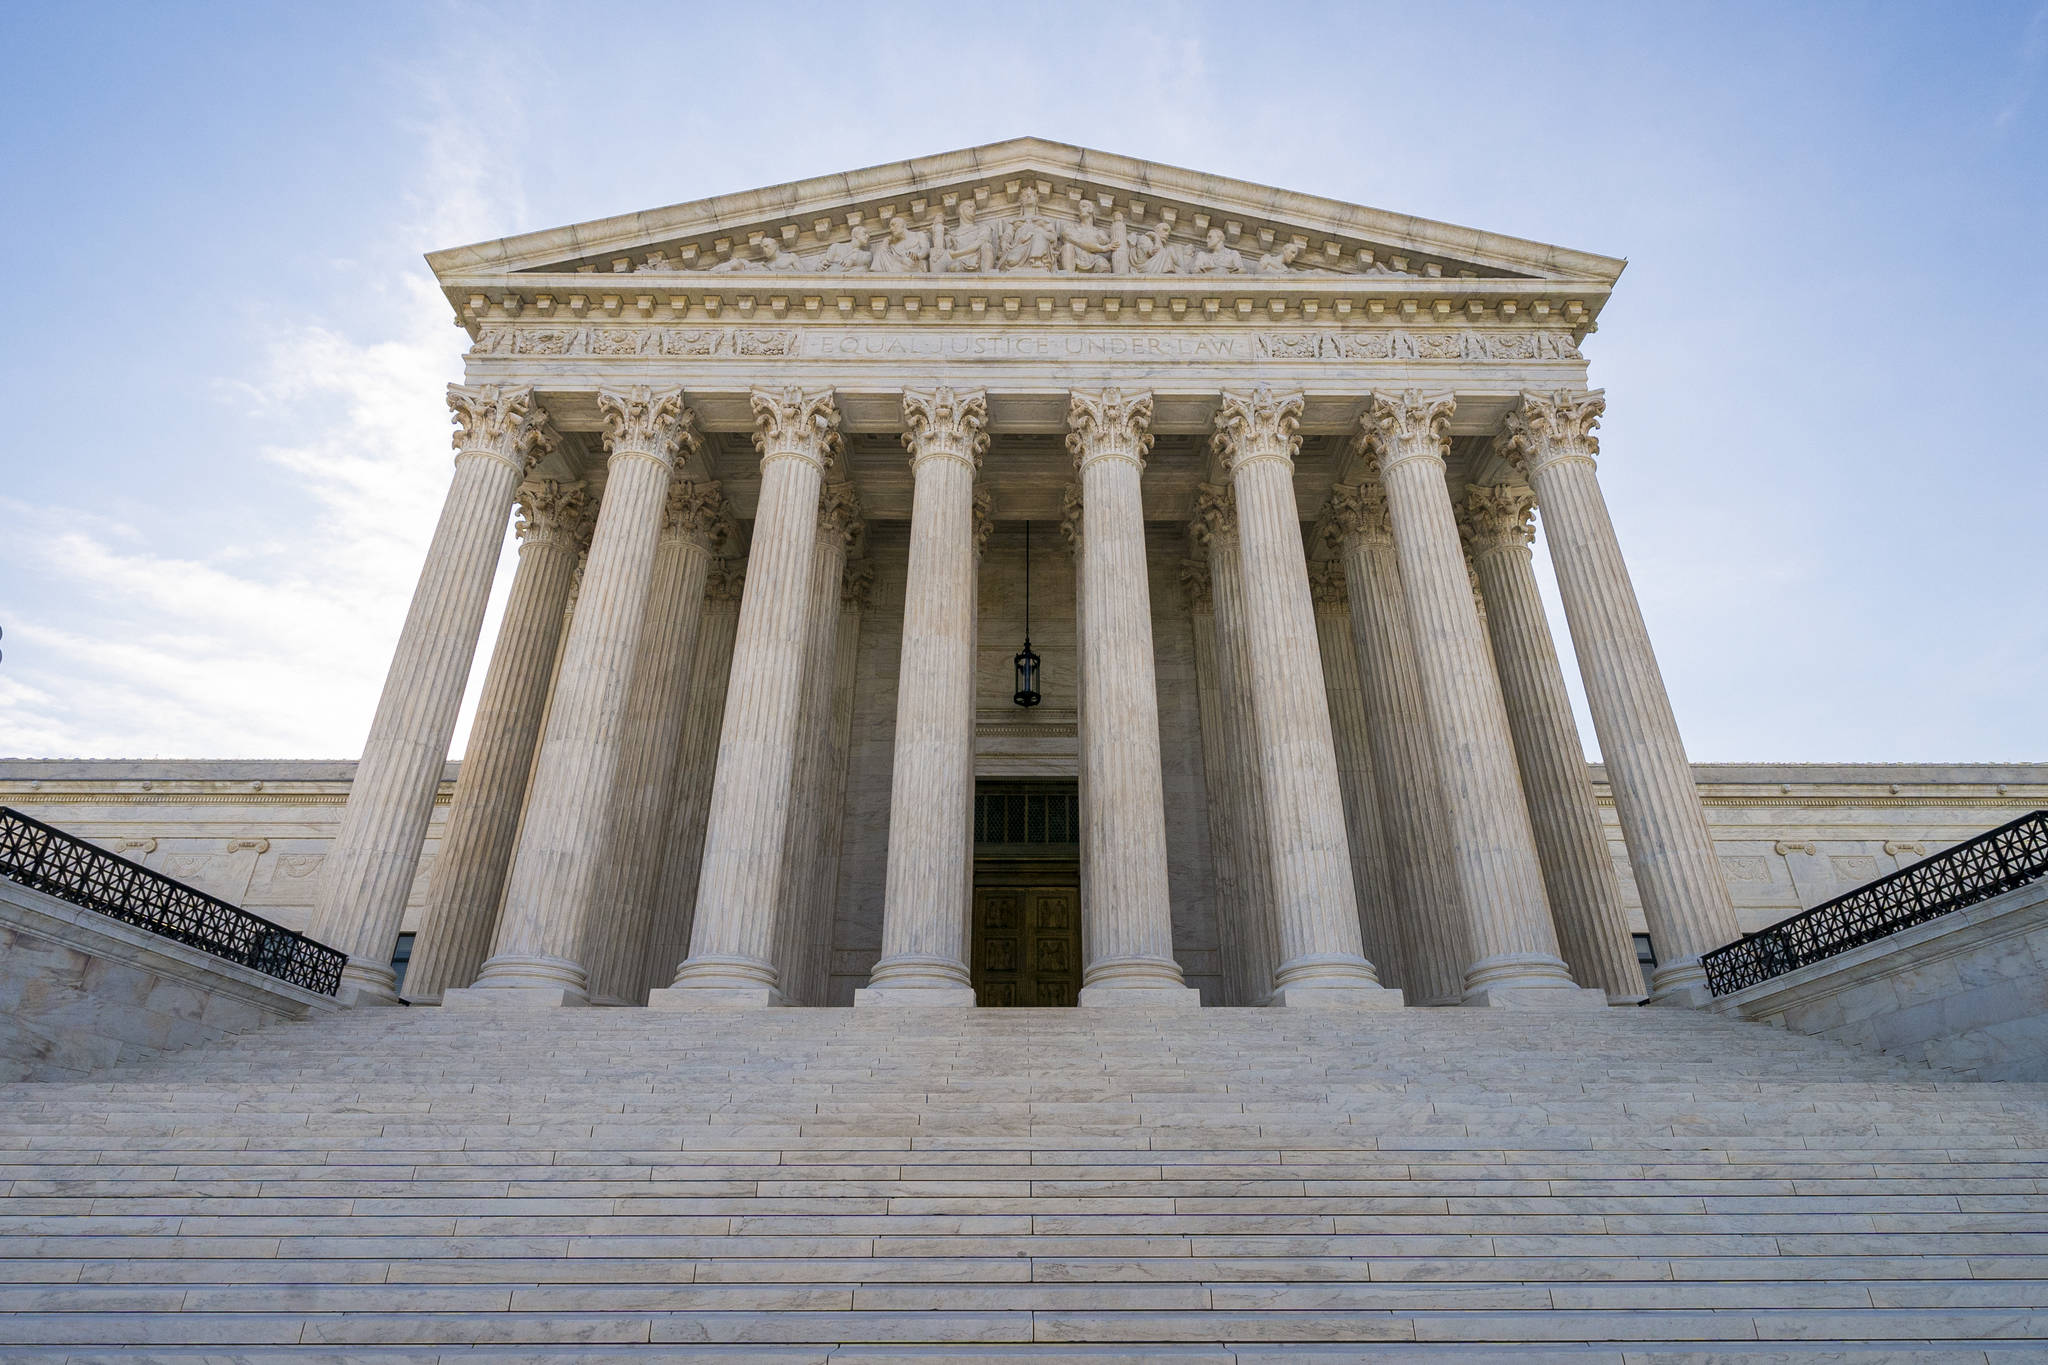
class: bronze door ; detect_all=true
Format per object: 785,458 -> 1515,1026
971,884 -> 1082,1007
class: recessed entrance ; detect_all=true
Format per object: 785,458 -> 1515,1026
971,780 -> 1081,1007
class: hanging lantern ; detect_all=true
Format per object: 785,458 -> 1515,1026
1014,520 -> 1042,708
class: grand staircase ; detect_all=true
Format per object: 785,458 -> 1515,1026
4,1004 -> 2047,1361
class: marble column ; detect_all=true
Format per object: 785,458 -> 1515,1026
1061,483 -> 1091,941
860,389 -> 987,1006
311,385 -> 551,1003
772,484 -> 862,1004
790,559 -> 870,1005
1065,390 -> 1198,1006
1323,482 -> 1471,1005
1363,390 -> 1601,1009
1502,390 -> 1740,1004
580,480 -> 731,1005
1190,487 -> 1280,1003
1212,388 -> 1399,1008
1460,483 -> 1643,1002
402,480 -> 589,1002
1182,559 -> 1253,1006
1308,559 -> 1411,993
451,387 -> 698,1007
638,560 -> 744,999
656,388 -> 840,1007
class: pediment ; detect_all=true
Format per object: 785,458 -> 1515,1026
427,138 -> 1623,290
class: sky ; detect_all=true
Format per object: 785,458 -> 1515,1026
1,1 -> 2044,764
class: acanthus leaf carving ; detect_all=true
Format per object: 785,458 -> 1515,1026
596,386 -> 698,468
1307,558 -> 1348,607
1500,389 -> 1606,476
1456,483 -> 1538,555
1189,482 -> 1239,549
662,479 -> 733,548
1360,390 -> 1456,474
1065,389 -> 1154,470
749,386 -> 842,470
1325,481 -> 1394,547
901,387 -> 991,469
515,479 -> 593,548
1211,385 -> 1305,471
817,481 -> 865,549
1180,556 -> 1213,612
448,383 -> 554,474
971,488 -> 995,558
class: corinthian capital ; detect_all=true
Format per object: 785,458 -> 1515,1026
598,386 -> 699,469
1324,481 -> 1393,548
662,479 -> 733,548
1189,482 -> 1239,550
1499,389 -> 1605,477
841,557 -> 875,609
1359,390 -> 1456,475
971,489 -> 995,559
1180,557 -> 1213,613
514,480 -> 591,549
1211,385 -> 1304,473
1065,389 -> 1154,471
449,384 -> 555,474
1457,483 -> 1538,556
1059,482 -> 1084,552
750,386 -> 841,470
817,481 -> 864,550
706,558 -> 747,604
901,387 -> 989,470
1308,558 -> 1348,607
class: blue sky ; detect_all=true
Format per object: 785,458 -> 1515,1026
1,1 -> 2043,762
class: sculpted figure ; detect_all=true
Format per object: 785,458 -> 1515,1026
1191,227 -> 1247,274
817,224 -> 873,272
868,215 -> 932,272
998,186 -> 1061,271
1132,222 -> 1191,275
708,238 -> 800,272
932,200 -> 1000,273
1059,201 -> 1120,273
1250,241 -> 1306,274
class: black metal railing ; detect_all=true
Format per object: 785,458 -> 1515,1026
0,806 -> 346,995
1702,810 -> 2048,996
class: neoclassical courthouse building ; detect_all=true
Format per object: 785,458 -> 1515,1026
10,140 -> 2044,1017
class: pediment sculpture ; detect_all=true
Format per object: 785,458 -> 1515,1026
630,184 -> 1415,279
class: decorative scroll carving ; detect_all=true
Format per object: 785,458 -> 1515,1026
1359,390 -> 1455,475
662,479 -> 733,547
515,480 -> 592,548
1211,385 -> 1305,472
1065,389 -> 1154,471
1499,389 -> 1606,477
1457,484 -> 1538,555
597,386 -> 698,467
448,384 -> 553,474
901,387 -> 990,469
749,386 -> 841,470
1324,481 -> 1394,547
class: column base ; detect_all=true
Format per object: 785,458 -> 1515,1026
853,984 -> 979,1008
1268,982 -> 1405,1009
1646,955 -> 1713,1009
1078,982 -> 1203,1008
442,984 -> 589,1009
1462,984 -> 1609,1010
335,960 -> 403,1008
646,985 -> 784,1010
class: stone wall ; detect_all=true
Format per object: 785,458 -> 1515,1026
1,877 -> 337,1081
1711,878 -> 2048,1081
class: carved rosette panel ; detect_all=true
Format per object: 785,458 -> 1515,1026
901,387 -> 990,470
1065,389 -> 1154,471
750,386 -> 842,470
1457,484 -> 1538,556
448,383 -> 554,475
1500,389 -> 1606,477
1210,385 -> 1305,472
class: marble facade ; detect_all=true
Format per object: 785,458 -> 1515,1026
18,141 -> 2036,1014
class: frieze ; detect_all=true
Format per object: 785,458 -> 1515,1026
470,324 -> 1581,364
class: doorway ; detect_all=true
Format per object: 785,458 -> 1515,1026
971,780 -> 1081,1007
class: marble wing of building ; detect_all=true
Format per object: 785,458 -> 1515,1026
14,138 -> 2044,1019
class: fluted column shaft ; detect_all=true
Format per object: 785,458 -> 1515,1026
460,389 -> 697,1005
1462,486 -> 1642,1002
1065,390 -> 1196,1005
791,564 -> 869,1005
1193,494 -> 1280,1002
639,564 -> 744,998
1504,391 -> 1739,1003
660,388 -> 840,1005
1309,563 -> 1410,993
403,482 -> 587,1001
1327,488 -> 1471,1006
861,390 -> 986,1004
1183,562 -> 1252,1005
773,486 -> 860,1003
1366,391 -> 1597,1007
1213,389 -> 1395,1007
581,481 -> 728,1005
312,385 -> 549,1002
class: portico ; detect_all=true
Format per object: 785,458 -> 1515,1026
308,138 -> 1738,1012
